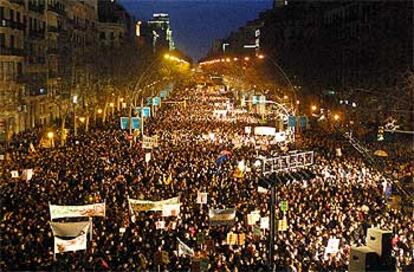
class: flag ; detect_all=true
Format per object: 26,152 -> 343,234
177,238 -> 194,257
209,208 -> 236,226
215,150 -> 231,165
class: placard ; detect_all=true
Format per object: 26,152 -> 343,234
197,192 -> 208,204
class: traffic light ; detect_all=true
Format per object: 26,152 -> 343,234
377,126 -> 384,141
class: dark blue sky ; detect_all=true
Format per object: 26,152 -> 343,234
119,0 -> 273,60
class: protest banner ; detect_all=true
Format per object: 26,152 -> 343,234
209,208 -> 236,226
54,233 -> 87,255
145,153 -> 151,163
49,202 -> 105,220
197,192 -> 208,205
162,203 -> 181,217
177,238 -> 194,257
49,220 -> 91,238
11,170 -> 19,178
260,217 -> 269,229
21,169 -> 33,181
128,196 -> 180,212
325,238 -> 340,254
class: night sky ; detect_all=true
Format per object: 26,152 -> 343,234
119,0 -> 273,61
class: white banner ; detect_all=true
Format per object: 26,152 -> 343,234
247,211 -> 261,226
244,126 -> 252,134
275,132 -> 286,143
254,126 -> 276,136
325,238 -> 340,254
260,217 -> 269,229
11,170 -> 19,178
129,196 -> 180,212
197,192 -> 208,204
54,233 -> 87,254
21,169 -> 33,181
156,220 -> 165,230
49,203 -> 105,220
162,203 -> 181,217
145,153 -> 151,163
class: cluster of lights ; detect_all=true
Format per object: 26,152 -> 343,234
164,54 -> 189,65
199,54 -> 264,66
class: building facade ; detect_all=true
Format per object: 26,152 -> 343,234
147,13 -> 174,52
0,0 -> 136,140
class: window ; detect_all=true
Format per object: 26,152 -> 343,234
99,32 -> 105,40
0,33 -> 5,48
16,12 -> 20,22
0,7 -> 4,20
10,35 -> 15,48
10,10 -> 14,22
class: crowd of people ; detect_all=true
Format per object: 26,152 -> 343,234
1,79 -> 413,271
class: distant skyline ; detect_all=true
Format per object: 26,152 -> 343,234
119,0 -> 273,60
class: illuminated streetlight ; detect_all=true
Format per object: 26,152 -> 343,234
47,131 -> 54,139
334,114 -> 340,121
233,57 -> 238,61
164,54 -> 170,59
296,100 -> 300,105
97,109 -> 103,114
109,102 -> 115,108
258,54 -> 265,59
226,58 -> 231,62
244,57 -> 250,61
120,97 -> 124,102
78,116 -> 86,123
283,95 -> 288,100
311,105 -> 317,111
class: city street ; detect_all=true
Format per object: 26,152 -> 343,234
0,1 -> 413,272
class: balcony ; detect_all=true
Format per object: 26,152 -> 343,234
47,25 -> 59,33
28,30 -> 45,39
47,5 -> 65,16
10,21 -> 26,31
0,47 -> 25,57
47,47 -> 59,54
10,0 -> 25,6
28,4 -> 45,13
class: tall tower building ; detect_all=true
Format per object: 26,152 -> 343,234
147,13 -> 175,51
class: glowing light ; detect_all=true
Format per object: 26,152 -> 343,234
258,54 -> 265,59
296,100 -> 300,105
334,114 -> 340,121
97,109 -> 103,114
311,105 -> 317,111
283,95 -> 288,100
164,54 -> 171,59
47,132 -> 54,139
78,117 -> 86,123
233,57 -> 238,61
244,57 -> 250,61
109,102 -> 115,108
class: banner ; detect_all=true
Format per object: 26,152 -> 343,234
177,238 -> 194,257
145,153 -> 151,163
128,196 -> 180,212
258,186 -> 268,194
245,126 -> 252,134
260,217 -> 269,229
209,208 -> 236,226
155,220 -> 165,230
49,203 -> 105,220
142,135 -> 159,149
50,220 -> 91,237
21,169 -> 33,181
162,203 -> 181,217
11,170 -> 19,178
197,192 -> 208,204
277,217 -> 288,231
54,233 -> 87,254
254,126 -> 276,136
325,238 -> 340,254
247,210 -> 260,226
